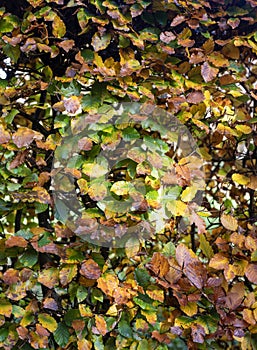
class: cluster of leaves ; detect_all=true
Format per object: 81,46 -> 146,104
0,0 -> 257,349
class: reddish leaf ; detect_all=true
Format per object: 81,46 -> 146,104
2,268 -> 19,285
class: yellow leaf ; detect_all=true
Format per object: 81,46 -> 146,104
79,304 -> 93,317
232,173 -> 250,186
52,15 -> 66,38
166,200 -> 188,216
0,299 -> 12,317
181,302 -> 198,316
181,186 -> 198,202
146,289 -> 164,303
97,274 -> 119,297
221,213 -> 238,231
236,125 -> 252,134
38,313 -> 57,332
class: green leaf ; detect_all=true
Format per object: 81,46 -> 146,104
162,241 -> 176,257
0,328 -> 8,342
76,285 -> 88,303
64,309 -> 81,326
134,268 -> 151,288
118,313 -> 133,338
15,229 -> 33,240
54,322 -> 70,348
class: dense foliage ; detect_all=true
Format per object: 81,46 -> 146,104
0,0 -> 257,349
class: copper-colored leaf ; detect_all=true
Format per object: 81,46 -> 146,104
2,268 -> 19,285
97,274 -> 119,297
147,252 -> 169,278
80,259 -> 101,279
5,236 -> 28,248
201,62 -> 219,82
160,31 -> 176,44
38,268 -> 59,289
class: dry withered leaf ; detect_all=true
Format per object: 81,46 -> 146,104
57,39 -> 75,52
147,252 -> 169,278
80,259 -> 101,279
209,253 -> 229,270
97,273 -> 119,297
187,91 -> 204,104
9,150 -> 29,169
12,127 -> 43,148
221,213 -> 238,231
201,62 -> 219,83
160,31 -> 176,44
63,96 -> 81,114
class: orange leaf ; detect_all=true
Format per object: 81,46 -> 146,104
221,213 -> 238,231
95,315 -> 107,336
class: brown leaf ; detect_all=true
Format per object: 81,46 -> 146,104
78,137 -> 93,151
176,244 -> 206,289
170,15 -> 186,26
80,259 -> 101,279
245,264 -> 257,285
221,213 -> 238,231
43,297 -> 59,311
57,39 -> 75,52
0,124 -> 11,144
32,186 -> 51,204
226,282 -> 245,310
63,96 -> 81,114
17,326 -> 29,340
147,252 -> 170,278
2,268 -> 19,285
36,323 -> 50,337
12,127 -> 43,148
186,91 -> 204,104
5,236 -> 28,248
201,62 -> 219,82
191,324 -> 205,343
152,330 -> 171,344
9,150 -> 29,169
